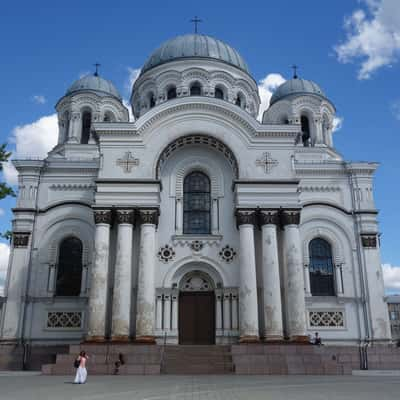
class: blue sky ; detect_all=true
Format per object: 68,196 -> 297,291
0,0 -> 399,292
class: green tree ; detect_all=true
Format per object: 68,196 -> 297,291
0,143 -> 15,199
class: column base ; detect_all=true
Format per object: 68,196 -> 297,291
84,336 -> 107,343
111,335 -> 130,343
264,335 -> 284,343
134,335 -> 156,344
289,335 -> 310,344
239,335 -> 260,343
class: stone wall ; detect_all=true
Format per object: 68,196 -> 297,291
231,344 -> 400,375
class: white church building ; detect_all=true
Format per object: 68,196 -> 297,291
0,33 -> 391,346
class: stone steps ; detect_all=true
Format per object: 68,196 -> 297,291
42,344 -> 162,375
162,345 -> 234,374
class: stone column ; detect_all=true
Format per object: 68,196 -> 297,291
135,209 -> 159,343
176,198 -> 183,234
156,293 -> 163,331
171,290 -> 178,336
304,263 -> 311,295
260,210 -> 284,341
111,210 -> 134,341
231,292 -> 239,331
236,210 -> 259,342
68,112 -> 80,143
335,264 -> 344,295
86,210 -> 112,342
1,232 -> 31,340
211,198 -> 219,234
223,291 -> 231,331
282,210 -> 308,341
215,290 -> 223,336
361,234 -> 391,341
163,292 -> 171,332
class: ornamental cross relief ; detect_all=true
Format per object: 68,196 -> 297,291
116,152 -> 139,173
255,152 -> 278,174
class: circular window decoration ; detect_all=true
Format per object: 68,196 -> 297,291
190,240 -> 204,252
219,245 -> 236,263
158,244 -> 175,263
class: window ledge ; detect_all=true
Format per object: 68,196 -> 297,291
172,234 -> 222,246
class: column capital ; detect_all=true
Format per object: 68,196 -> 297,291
259,210 -> 279,226
137,209 -> 159,226
94,210 -> 112,225
236,209 -> 257,227
116,209 -> 135,225
280,209 -> 301,226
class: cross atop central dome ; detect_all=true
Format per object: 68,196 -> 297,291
140,34 -> 250,75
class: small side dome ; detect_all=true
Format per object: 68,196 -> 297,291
66,74 -> 122,100
270,78 -> 326,106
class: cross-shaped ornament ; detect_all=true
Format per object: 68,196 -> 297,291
190,16 -> 203,34
255,152 -> 279,174
94,63 -> 101,77
116,152 -> 139,173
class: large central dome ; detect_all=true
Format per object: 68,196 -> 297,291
141,34 -> 250,75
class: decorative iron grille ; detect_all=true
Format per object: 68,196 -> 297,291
309,311 -> 344,328
46,311 -> 82,329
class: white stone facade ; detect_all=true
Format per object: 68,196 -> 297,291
0,34 -> 391,346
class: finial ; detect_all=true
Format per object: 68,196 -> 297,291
291,64 -> 299,79
93,63 -> 101,77
190,16 -> 203,34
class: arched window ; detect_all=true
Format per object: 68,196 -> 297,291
309,238 -> 335,296
190,82 -> 202,96
149,92 -> 156,108
183,171 -> 211,234
103,111 -> 115,122
215,87 -> 224,100
167,87 -> 177,100
235,93 -> 245,108
81,111 -> 91,144
301,115 -> 310,147
55,237 -> 83,296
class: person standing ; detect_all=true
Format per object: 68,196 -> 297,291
74,351 -> 88,384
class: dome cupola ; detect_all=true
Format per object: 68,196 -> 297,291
140,34 -> 250,76
66,73 -> 122,100
270,77 -> 326,106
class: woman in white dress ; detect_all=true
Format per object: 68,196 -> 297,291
74,351 -> 88,384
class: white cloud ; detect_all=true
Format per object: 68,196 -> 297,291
391,100 -> 400,120
124,67 -> 141,95
32,95 -> 46,104
3,114 -> 58,185
334,0 -> 400,79
0,242 -> 10,295
333,116 -> 344,132
257,73 -> 286,121
383,263 -> 400,292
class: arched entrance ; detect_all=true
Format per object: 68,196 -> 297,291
178,270 -> 215,344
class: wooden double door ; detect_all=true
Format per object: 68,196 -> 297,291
179,291 -> 215,344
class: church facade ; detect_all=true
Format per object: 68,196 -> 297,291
0,34 -> 391,346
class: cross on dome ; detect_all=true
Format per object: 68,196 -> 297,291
190,16 -> 203,34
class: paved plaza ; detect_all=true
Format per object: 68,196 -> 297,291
0,374 -> 399,400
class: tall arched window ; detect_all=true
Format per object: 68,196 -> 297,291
81,111 -> 91,144
167,87 -> 177,100
235,93 -> 245,108
190,82 -> 202,96
149,92 -> 156,108
309,238 -> 335,296
55,237 -> 83,296
215,87 -> 224,100
183,171 -> 211,234
301,115 -> 310,147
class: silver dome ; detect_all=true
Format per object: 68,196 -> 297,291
66,74 -> 122,100
141,34 -> 250,75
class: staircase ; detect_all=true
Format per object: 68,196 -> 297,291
162,345 -> 234,374
42,344 -> 162,375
